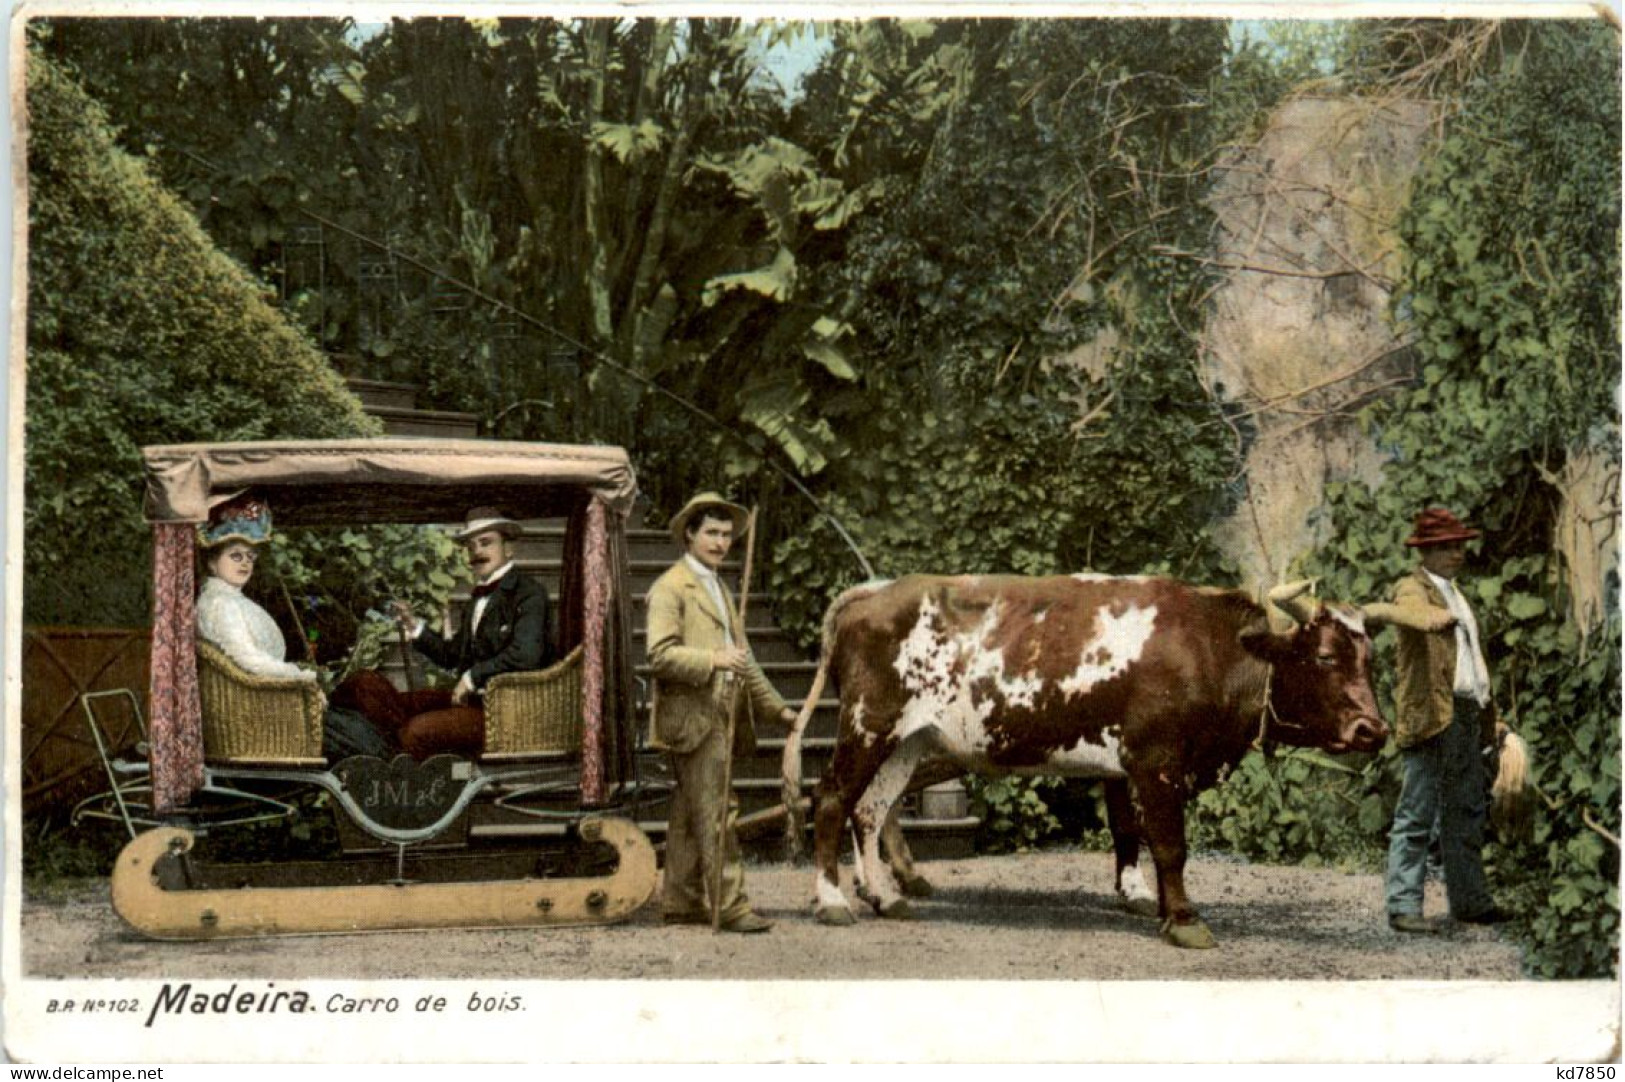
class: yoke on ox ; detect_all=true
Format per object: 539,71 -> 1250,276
784,575 -> 1407,948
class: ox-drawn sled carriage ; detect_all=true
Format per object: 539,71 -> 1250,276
70,440 -> 1530,949
77,438 -> 659,939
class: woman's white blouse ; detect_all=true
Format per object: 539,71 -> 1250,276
195,575 -> 316,682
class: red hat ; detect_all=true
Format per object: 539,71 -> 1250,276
1405,507 -> 1481,548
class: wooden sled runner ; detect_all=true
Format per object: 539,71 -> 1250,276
113,817 -> 656,939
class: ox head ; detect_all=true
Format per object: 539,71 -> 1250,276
1237,582 -> 1388,755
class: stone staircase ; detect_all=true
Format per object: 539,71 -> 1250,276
346,377 -> 978,860
347,378 -> 482,439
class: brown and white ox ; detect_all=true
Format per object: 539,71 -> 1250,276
782,574 -> 1402,948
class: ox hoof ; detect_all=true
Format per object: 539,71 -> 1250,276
899,873 -> 935,899
816,905 -> 857,927
1120,896 -> 1159,919
854,882 -> 875,906
1160,918 -> 1217,950
878,898 -> 917,921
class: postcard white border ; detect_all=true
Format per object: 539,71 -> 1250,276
4,1 -> 1621,1064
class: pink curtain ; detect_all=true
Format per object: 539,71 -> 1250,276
150,523 -> 203,812
579,497 -> 610,805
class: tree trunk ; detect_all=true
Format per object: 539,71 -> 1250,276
580,19 -> 616,345
620,20 -> 711,367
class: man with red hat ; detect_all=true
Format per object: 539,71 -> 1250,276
1384,507 -> 1508,933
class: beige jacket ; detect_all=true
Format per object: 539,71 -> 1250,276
646,559 -> 787,756
1390,568 -> 1497,749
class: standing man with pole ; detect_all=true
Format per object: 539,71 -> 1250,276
647,493 -> 797,933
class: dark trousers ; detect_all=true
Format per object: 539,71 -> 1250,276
663,722 -> 751,922
331,670 -> 484,759
1386,696 -> 1495,919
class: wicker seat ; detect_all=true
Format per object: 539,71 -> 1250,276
481,645 -> 585,761
196,640 -> 325,765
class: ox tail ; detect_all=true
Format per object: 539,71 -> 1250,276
1490,726 -> 1533,841
781,581 -> 891,863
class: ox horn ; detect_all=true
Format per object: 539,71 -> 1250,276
1268,580 -> 1321,625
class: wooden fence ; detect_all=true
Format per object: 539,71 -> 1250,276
21,627 -> 150,817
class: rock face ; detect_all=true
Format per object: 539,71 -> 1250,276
1200,97 -> 1439,592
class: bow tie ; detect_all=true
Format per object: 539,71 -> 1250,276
471,578 -> 503,600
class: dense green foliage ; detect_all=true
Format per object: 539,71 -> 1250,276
24,56 -> 380,625
766,22 -> 1254,850
38,18 -> 872,485
1187,747 -> 1393,868
770,21 -> 1243,640
34,18 -> 1248,543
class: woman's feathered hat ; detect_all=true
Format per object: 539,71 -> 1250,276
199,492 -> 273,548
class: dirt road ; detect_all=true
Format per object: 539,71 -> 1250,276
25,848 -> 1523,981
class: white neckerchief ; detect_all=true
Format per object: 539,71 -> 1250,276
1423,569 -> 1491,706
470,561 -> 515,635
684,554 -> 735,649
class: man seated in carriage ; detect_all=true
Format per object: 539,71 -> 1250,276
335,507 -> 555,758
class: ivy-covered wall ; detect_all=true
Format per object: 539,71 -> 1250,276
25,55 -> 380,626
1182,21 -> 1620,979
1308,22 -> 1621,978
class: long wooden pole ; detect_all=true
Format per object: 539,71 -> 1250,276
711,507 -> 758,932
272,567 -> 317,663
397,623 -> 418,694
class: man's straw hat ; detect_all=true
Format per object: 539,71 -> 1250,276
668,492 -> 749,547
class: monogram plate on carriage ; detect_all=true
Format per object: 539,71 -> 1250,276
333,754 -> 469,830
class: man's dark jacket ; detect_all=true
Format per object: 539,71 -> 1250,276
414,568 -> 552,690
